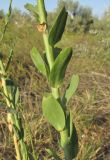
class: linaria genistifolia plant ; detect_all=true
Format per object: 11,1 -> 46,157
0,1 -> 29,160
25,0 -> 79,159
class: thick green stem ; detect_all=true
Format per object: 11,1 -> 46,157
51,87 -> 60,99
38,1 -> 73,160
37,0 -> 47,23
37,0 -> 54,69
43,33 -> 54,70
60,129 -> 68,148
60,129 -> 71,160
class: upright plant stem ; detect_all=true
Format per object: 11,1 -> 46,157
0,0 -> 29,159
37,0 -> 61,99
0,60 -> 22,160
37,1 -> 77,159
43,33 -> 54,70
0,2 -> 21,158
13,135 -> 22,160
42,26 -> 60,99
37,0 -> 54,69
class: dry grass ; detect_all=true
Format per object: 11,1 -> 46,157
0,32 -> 110,159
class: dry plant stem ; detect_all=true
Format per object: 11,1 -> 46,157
0,1 -> 28,159
13,134 -> 22,160
0,60 -> 22,160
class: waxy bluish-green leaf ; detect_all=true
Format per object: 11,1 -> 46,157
42,94 -> 65,131
63,75 -> 79,104
49,7 -> 68,45
61,114 -> 78,159
49,48 -> 72,87
30,47 -> 47,76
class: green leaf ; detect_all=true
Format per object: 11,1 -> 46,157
13,86 -> 19,105
60,111 -> 78,159
0,52 -> 3,59
42,53 -> 50,77
63,74 -> 79,104
53,47 -> 62,59
67,124 -> 79,159
0,31 -> 3,40
61,120 -> 78,159
24,3 -> 39,21
20,140 -> 29,160
4,16 -> 8,25
7,108 -> 17,114
30,47 -> 47,76
6,79 -> 15,99
49,48 -> 72,87
13,125 -> 20,139
66,111 -> 73,138
42,94 -> 65,131
49,7 -> 68,45
5,49 -> 13,72
24,3 -> 37,14
6,79 -> 19,106
46,148 -> 61,160
37,0 -> 47,23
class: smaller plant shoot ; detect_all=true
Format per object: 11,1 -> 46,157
0,1 -> 29,160
25,0 -> 79,159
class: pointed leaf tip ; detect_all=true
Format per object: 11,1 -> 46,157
63,74 -> 79,104
49,7 -> 68,45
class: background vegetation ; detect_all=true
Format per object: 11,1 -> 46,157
0,0 -> 110,159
